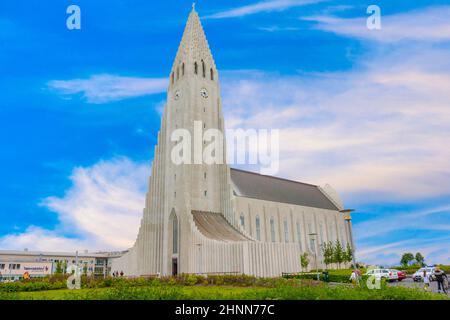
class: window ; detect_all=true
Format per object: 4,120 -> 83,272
202,60 -> 206,78
171,72 -> 174,84
176,67 -> 179,80
255,216 -> 261,241
240,214 -> 245,228
296,222 -> 302,251
182,63 -> 185,76
340,225 -> 346,245
284,220 -> 289,243
328,222 -> 335,241
210,68 -> 214,80
204,190 -> 207,197
204,172 -> 207,179
0,264 -> 5,270
319,222 -> 324,245
194,62 -> 198,75
173,216 -> 178,254
270,218 -> 276,242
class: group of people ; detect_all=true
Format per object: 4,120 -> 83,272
112,271 -> 124,277
423,267 -> 448,294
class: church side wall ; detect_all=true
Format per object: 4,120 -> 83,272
234,196 -> 350,270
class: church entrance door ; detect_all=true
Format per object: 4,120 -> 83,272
172,258 -> 178,276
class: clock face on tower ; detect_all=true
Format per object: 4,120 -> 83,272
174,90 -> 181,100
200,88 -> 209,99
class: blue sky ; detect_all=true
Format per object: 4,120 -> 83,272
1,0 -> 450,266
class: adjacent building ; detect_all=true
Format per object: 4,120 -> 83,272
0,249 -> 124,280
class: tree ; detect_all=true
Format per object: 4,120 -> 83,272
55,261 -> 63,274
415,252 -> 425,267
344,243 -> 353,266
400,253 -> 415,267
300,252 -> 310,272
321,241 -> 334,269
333,240 -> 344,269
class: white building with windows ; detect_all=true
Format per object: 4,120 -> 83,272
110,6 -> 354,277
0,250 -> 123,280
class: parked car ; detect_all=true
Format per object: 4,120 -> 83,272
365,269 -> 399,282
390,269 -> 406,281
413,267 -> 436,282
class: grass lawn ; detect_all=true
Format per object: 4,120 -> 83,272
2,282 -> 448,300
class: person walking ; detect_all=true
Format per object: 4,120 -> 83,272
423,270 -> 430,291
349,270 -> 358,286
434,267 -> 447,294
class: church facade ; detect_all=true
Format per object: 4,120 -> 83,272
111,7 -> 354,277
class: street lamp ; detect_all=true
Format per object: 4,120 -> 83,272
341,209 -> 358,284
308,233 -> 319,281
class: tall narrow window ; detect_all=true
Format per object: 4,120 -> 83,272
319,222 -> 324,246
308,222 -> 315,251
182,63 -> 185,76
172,216 -> 178,254
202,60 -> 206,78
171,72 -> 174,84
284,220 -> 289,243
255,216 -> 261,241
240,214 -> 245,229
340,225 -> 346,245
270,218 -> 275,242
194,62 -> 198,75
210,68 -> 214,80
296,222 -> 302,251
176,67 -> 179,80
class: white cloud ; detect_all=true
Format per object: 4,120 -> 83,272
303,6 -> 450,42
0,158 -> 148,251
220,46 -> 450,203
48,74 -> 167,103
357,236 -> 450,266
205,0 -> 324,19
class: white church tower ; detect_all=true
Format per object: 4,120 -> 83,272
111,6 -> 354,276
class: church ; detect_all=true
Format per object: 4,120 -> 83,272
111,6 -> 354,277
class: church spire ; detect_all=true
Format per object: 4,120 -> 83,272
171,6 -> 216,79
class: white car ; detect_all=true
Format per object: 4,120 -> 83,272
413,267 -> 436,282
365,268 -> 399,282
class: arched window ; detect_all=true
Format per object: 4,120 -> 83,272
182,63 -> 185,76
296,222 -> 302,251
319,222 -> 324,246
194,62 -> 198,75
283,220 -> 289,243
172,215 -> 178,254
340,225 -> 346,245
202,60 -> 206,78
328,221 -> 335,242
308,221 -> 315,251
210,68 -> 214,80
270,218 -> 275,242
240,213 -> 245,229
255,216 -> 261,241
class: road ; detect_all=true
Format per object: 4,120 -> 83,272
388,277 -> 450,297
